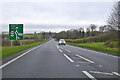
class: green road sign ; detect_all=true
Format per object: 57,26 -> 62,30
9,24 -> 23,40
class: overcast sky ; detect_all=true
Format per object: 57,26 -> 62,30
1,0 -> 117,33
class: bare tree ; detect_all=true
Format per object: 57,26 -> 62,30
78,28 -> 83,38
86,28 -> 90,37
81,29 -> 85,38
99,26 -> 105,34
90,24 -> 97,32
107,1 -> 120,30
89,24 -> 97,36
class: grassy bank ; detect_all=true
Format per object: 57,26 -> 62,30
1,40 -> 48,59
67,42 -> 119,54
24,34 -> 42,39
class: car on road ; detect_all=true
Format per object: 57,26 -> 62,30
58,39 -> 66,45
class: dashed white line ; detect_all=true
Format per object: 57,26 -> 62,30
59,47 -> 71,53
0,45 -> 41,69
59,49 -> 62,52
66,50 -> 71,53
63,54 -> 74,62
76,54 -> 94,63
56,45 -> 59,49
112,72 -> 120,76
60,47 -> 63,49
56,45 -> 62,52
83,71 -> 97,80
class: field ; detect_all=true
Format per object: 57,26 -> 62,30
24,34 -> 42,39
67,42 -> 119,54
1,40 -> 48,59
2,33 -> 43,46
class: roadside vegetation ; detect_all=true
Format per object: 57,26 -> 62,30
1,40 -> 48,59
24,34 -> 42,39
67,42 -> 118,54
2,32 -> 50,59
2,33 -> 43,46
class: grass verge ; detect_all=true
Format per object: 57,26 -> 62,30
67,42 -> 119,54
1,40 -> 48,59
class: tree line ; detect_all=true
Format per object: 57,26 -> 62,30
55,24 -> 114,40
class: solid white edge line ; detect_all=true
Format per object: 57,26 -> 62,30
112,72 -> 120,76
76,54 -> 94,63
0,45 -> 41,69
82,71 -> 97,80
63,54 -> 74,62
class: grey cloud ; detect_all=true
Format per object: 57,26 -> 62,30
1,2 -> 114,32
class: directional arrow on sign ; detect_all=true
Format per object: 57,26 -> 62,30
15,30 -> 18,40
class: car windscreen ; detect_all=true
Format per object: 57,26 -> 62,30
60,39 -> 65,43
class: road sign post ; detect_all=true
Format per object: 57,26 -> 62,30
20,40 -> 22,46
11,40 -> 13,47
9,24 -> 23,46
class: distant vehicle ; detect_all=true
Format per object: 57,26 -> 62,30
58,39 -> 66,45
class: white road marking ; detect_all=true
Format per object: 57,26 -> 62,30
0,45 -> 41,69
63,54 -> 74,62
56,45 -> 62,52
59,49 -> 62,52
112,72 -> 120,76
76,62 -> 90,64
60,47 -> 63,49
66,50 -> 71,53
83,71 -> 97,80
97,65 -> 103,68
56,45 -> 59,49
75,65 -> 79,67
64,49 -> 71,52
90,71 -> 113,75
59,47 -> 71,53
76,54 -> 94,63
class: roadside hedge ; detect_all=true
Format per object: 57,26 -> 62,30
65,31 -> 118,43
104,39 -> 119,48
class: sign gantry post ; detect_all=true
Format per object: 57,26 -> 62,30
9,24 -> 23,47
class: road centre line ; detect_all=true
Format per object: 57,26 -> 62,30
0,45 -> 41,69
56,45 -> 62,52
59,49 -> 62,52
76,54 -> 94,63
82,71 -> 97,80
56,45 -> 59,49
63,54 -> 74,62
112,72 -> 120,76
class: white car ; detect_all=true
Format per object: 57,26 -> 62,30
58,39 -> 66,45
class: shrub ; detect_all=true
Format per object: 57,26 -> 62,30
104,39 -> 118,48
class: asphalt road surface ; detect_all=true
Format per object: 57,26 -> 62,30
1,39 -> 120,79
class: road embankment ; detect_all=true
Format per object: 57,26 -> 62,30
1,40 -> 48,59
67,42 -> 119,55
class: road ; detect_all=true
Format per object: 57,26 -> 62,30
1,39 -> 120,79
